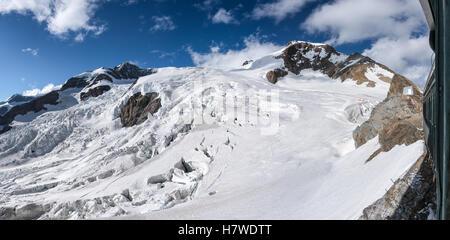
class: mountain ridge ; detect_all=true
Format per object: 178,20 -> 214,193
0,41 -> 428,220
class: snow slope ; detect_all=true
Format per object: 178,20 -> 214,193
0,44 -> 424,219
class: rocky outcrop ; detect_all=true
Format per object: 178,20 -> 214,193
359,152 -> 436,220
378,120 -> 423,153
1,94 -> 36,117
272,41 -> 394,86
353,72 -> 432,220
353,74 -> 423,152
110,62 -> 155,80
80,63 -> 155,100
61,77 -> 88,91
242,60 -> 253,66
387,74 -> 423,99
80,86 -> 112,101
86,74 -> 113,88
335,53 -> 393,87
60,62 -> 155,101
1,63 -> 156,134
120,92 -> 162,127
277,41 -> 342,76
266,69 -> 288,84
0,91 -> 59,134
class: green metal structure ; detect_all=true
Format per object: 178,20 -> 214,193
420,0 -> 450,220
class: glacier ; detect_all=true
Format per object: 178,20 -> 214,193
0,42 -> 425,219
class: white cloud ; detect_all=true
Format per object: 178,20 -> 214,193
303,0 -> 426,45
188,34 -> 282,69
212,8 -> 238,24
125,0 -> 138,5
21,48 -> 39,56
252,0 -> 312,23
0,0 -> 105,41
150,16 -> 176,32
75,33 -> 85,42
194,0 -> 221,11
210,46 -> 220,53
23,83 -> 62,97
302,0 -> 432,88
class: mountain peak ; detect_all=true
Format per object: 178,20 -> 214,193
112,62 -> 154,80
266,40 -> 398,88
115,62 -> 139,71
286,40 -> 328,48
6,94 -> 35,103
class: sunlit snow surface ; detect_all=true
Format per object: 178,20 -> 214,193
0,54 -> 423,219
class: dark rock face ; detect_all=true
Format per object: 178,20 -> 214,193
274,41 -> 394,86
0,106 -> 7,116
1,94 -> 36,117
111,62 -> 155,80
80,85 -> 112,101
359,152 -> 436,220
87,74 -> 113,88
0,91 -> 59,134
120,92 -> 162,127
277,41 -> 341,76
61,77 -> 88,91
266,68 -> 288,84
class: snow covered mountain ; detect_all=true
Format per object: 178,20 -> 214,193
0,41 -> 427,220
0,94 -> 35,118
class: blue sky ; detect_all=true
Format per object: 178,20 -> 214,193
0,0 -> 431,101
